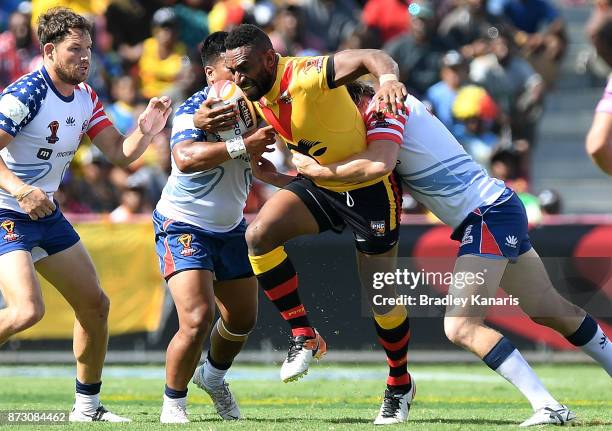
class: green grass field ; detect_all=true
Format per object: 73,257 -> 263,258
0,364 -> 610,430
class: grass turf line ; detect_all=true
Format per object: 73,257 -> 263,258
0,364 -> 609,430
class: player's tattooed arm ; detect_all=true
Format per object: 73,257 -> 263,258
292,140 -> 399,183
331,49 -> 407,115
174,126 -> 277,173
0,131 -> 56,220
92,96 -> 172,167
586,111 -> 612,175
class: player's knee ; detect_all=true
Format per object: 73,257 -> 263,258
245,221 -> 275,255
180,306 -> 215,341
227,312 -> 257,335
14,301 -> 45,331
444,318 -> 475,347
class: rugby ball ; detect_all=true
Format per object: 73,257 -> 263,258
208,80 -> 257,141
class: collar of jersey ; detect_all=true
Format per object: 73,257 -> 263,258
260,54 -> 285,106
41,66 -> 75,103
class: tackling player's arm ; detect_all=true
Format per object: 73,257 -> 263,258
0,131 -> 56,219
173,125 -> 277,173
91,96 -> 172,167
292,101 -> 405,183
292,140 -> 399,184
250,156 -> 294,188
330,49 -> 407,114
586,111 -> 612,175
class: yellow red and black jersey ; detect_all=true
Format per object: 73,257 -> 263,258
254,55 -> 387,192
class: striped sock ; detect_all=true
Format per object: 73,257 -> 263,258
249,247 -> 315,338
374,305 -> 411,392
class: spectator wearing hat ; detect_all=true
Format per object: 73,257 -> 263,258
452,85 -> 500,168
384,1 -> 448,98
425,50 -> 470,132
138,7 -> 188,100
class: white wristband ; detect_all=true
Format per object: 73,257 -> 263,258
379,74 -> 398,85
226,136 -> 246,158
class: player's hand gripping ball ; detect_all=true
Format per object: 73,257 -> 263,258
207,80 -> 257,141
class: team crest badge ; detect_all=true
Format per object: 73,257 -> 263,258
178,234 -> 196,256
371,220 -> 386,237
1,220 -> 19,242
46,120 -> 60,144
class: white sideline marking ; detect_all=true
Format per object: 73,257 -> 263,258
0,366 -> 498,383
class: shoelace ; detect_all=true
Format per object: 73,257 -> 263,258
209,382 -> 234,412
380,390 -> 402,418
286,337 -> 306,363
91,405 -> 108,421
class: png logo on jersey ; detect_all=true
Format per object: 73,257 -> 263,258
178,234 -> 196,257
46,120 -> 60,144
1,220 -> 20,242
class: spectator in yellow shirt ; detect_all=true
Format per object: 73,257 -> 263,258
138,7 -> 187,100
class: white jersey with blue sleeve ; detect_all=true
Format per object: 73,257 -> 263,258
0,67 -> 113,213
366,94 -> 506,228
155,87 -> 252,232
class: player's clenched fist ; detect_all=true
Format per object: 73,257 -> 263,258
243,125 -> 277,156
12,185 -> 56,220
138,96 -> 173,137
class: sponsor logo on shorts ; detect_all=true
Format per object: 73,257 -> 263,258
460,225 -> 473,246
1,220 -> 20,242
371,220 -> 386,237
505,235 -> 518,248
178,233 -> 196,257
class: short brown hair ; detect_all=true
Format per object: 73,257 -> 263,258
37,7 -> 91,46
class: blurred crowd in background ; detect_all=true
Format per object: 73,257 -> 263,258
0,0 -> 610,222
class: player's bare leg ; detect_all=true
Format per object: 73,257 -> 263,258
502,248 -> 612,376
35,241 -> 128,422
192,276 -> 258,420
357,245 -> 415,424
161,269 -> 215,423
246,189 -> 326,382
444,254 -> 574,426
0,250 -> 44,344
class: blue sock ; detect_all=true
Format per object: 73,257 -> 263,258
565,315 -> 597,346
75,379 -> 101,395
164,385 -> 188,399
482,337 -> 516,370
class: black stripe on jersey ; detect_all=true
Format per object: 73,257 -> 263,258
326,55 -> 336,89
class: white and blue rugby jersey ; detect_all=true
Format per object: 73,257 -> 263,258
156,87 -> 252,232
367,94 -> 505,228
0,67 -> 112,212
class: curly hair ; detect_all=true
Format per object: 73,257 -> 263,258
345,81 -> 375,105
37,7 -> 92,46
225,24 -> 272,53
200,31 -> 228,67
